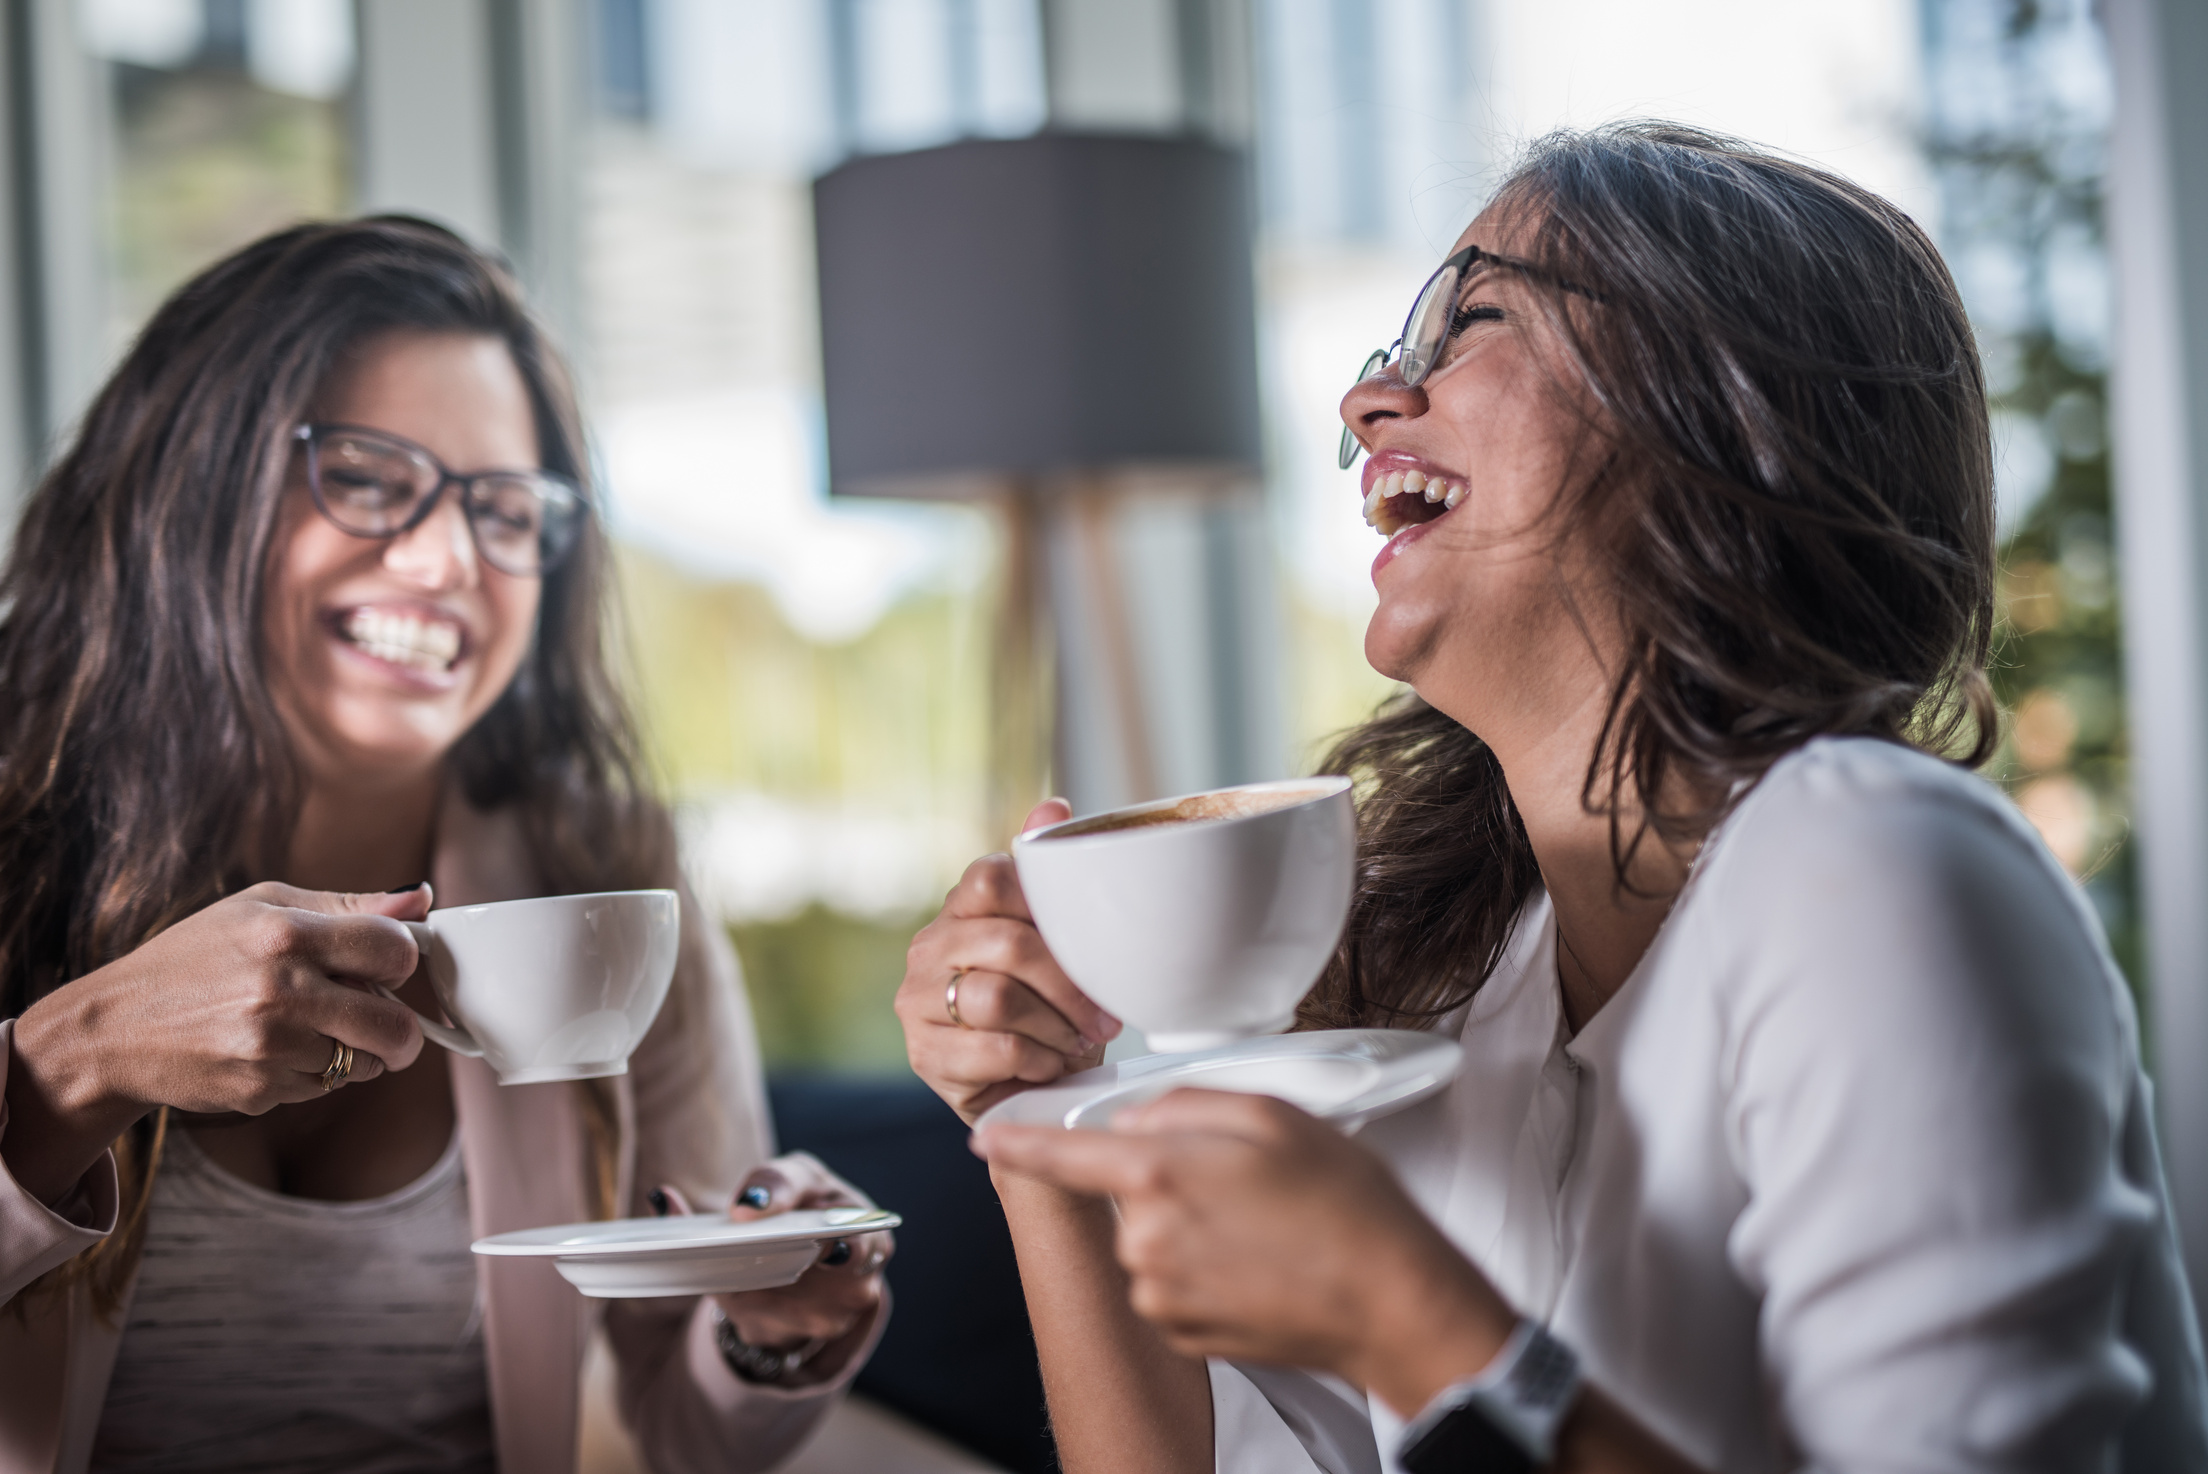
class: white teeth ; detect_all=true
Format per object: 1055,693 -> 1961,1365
342,609 -> 462,672
1366,470 -> 1462,533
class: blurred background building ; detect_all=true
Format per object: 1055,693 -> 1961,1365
3,0 -> 2206,1347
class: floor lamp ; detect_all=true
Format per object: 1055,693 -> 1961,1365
815,133 -> 1263,842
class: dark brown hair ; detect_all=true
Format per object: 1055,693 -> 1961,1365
1300,123 -> 1996,1032
0,217 -> 664,1307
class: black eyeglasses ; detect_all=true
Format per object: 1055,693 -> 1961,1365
294,423 -> 589,578
1337,244 -> 1596,470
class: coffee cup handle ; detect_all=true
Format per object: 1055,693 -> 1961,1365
386,921 -> 485,1058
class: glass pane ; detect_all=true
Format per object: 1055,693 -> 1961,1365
584,0 -> 1042,1073
82,0 -> 355,348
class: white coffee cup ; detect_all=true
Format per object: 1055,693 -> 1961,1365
1012,778 -> 1355,1052
383,889 -> 681,1086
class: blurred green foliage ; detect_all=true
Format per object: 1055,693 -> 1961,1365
614,543 -> 993,813
1923,0 -> 2133,990
108,65 -> 348,340
612,544 -> 993,1076
728,907 -> 933,1073
1981,338 -> 2132,981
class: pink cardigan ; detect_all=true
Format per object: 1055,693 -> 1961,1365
0,789 -> 882,1473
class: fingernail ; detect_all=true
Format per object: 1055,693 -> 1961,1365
737,1184 -> 772,1211
822,1239 -> 853,1267
647,1187 -> 670,1216
385,881 -> 426,893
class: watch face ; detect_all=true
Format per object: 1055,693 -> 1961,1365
1399,1402 -> 1537,1474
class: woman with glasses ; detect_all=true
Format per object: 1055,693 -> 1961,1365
0,218 -> 885,1473
895,124 -> 2208,1471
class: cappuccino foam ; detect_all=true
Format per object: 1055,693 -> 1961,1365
1046,784 -> 1333,839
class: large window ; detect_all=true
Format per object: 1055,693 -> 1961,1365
580,0 -> 1047,1070
31,0 -> 2128,1074
83,0 -> 355,352
1923,0 -> 2130,977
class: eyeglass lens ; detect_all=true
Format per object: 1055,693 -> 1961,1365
1398,259 -> 1464,388
310,429 -> 585,577
1337,346 -> 1396,470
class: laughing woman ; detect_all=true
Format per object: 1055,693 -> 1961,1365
0,219 -> 884,1473
896,126 -> 2208,1471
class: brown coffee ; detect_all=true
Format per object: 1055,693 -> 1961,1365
1044,785 -> 1333,839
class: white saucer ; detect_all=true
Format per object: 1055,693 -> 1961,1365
473,1207 -> 900,1298
974,1028 -> 1462,1134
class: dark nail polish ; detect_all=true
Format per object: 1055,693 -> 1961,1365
737,1184 -> 772,1211
647,1187 -> 670,1216
822,1238 -> 852,1267
385,881 -> 426,893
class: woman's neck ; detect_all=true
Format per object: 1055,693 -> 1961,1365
1487,693 -> 1696,1035
285,766 -> 441,894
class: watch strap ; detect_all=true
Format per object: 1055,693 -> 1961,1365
1398,1320 -> 1581,1473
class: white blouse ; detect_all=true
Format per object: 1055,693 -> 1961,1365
1211,736 -> 2208,1473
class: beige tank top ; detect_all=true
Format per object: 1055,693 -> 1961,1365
91,1125 -> 493,1473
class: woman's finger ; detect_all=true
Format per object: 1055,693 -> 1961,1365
941,969 -> 1089,1055
973,1121 -> 1173,1197
241,879 -> 434,921
261,905 -> 423,991
916,1022 -> 1088,1096
729,1151 -> 877,1221
290,969 -> 428,1071
648,1183 -> 700,1217
942,851 -> 1037,924
912,915 -> 1118,1046
1020,797 -> 1072,836
278,1032 -> 389,1087
1115,1087 -> 1310,1142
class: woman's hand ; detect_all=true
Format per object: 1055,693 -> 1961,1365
654,1152 -> 892,1386
976,1087 -> 1519,1418
3,882 -> 430,1205
896,799 -> 1122,1124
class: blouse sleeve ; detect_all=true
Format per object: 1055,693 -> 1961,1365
1708,750 -> 2208,1469
599,879 -> 883,1474
0,1017 -> 119,1307
1210,1359 -> 1378,1474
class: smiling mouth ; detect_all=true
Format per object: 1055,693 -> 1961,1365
334,608 -> 465,673
1362,469 -> 1465,537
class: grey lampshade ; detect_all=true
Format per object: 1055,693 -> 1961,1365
814,133 -> 1262,498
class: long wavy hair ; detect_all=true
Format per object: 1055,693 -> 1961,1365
1299,124 -> 1997,1032
0,217 -> 664,1311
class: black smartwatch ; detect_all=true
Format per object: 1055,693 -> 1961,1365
1397,1320 -> 1581,1474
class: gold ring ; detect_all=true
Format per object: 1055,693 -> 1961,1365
320,1040 -> 355,1093
946,970 -> 969,1029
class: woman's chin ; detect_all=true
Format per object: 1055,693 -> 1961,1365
297,703 -> 473,783
1363,594 -> 1449,684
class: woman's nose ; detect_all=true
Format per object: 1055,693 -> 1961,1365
1339,366 -> 1428,458
382,495 -> 478,588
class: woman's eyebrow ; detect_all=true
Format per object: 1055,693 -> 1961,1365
1457,258 -> 1517,297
